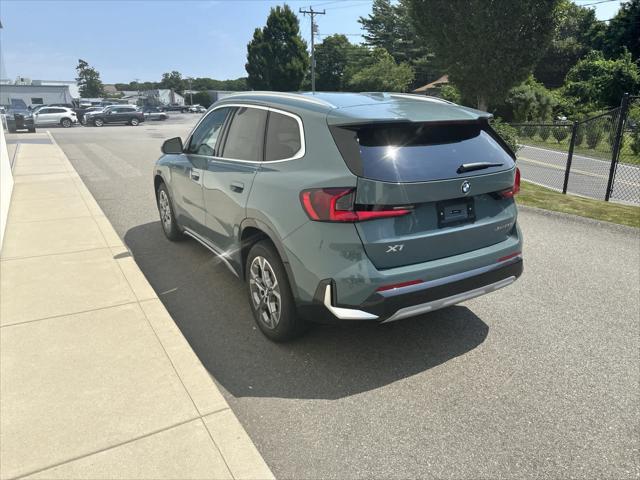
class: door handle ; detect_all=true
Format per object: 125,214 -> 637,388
190,170 -> 200,182
230,181 -> 244,193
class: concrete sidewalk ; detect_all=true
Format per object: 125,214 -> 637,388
0,133 -> 274,480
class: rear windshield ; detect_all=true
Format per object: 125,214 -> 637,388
331,122 -> 515,183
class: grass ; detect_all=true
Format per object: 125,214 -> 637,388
517,181 -> 640,228
518,132 -> 640,166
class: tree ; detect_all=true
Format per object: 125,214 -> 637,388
562,50 -> 640,108
603,0 -> 639,60
407,0 -> 559,110
191,91 -> 212,108
315,34 -> 353,91
359,0 -> 439,88
506,76 -> 556,122
75,59 -> 104,98
245,5 -> 308,91
347,48 -> 414,92
534,0 -> 606,88
160,71 -> 185,93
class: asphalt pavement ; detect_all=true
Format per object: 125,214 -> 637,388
32,118 -> 639,479
518,144 -> 640,204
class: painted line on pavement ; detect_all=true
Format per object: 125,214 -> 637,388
518,156 -> 640,188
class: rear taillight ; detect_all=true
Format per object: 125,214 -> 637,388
300,188 -> 411,222
499,167 -> 521,198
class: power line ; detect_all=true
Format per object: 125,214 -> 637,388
309,0 -> 343,7
576,0 -> 618,5
323,1 -> 372,10
300,6 -> 326,92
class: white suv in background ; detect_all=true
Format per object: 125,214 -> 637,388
34,107 -> 78,128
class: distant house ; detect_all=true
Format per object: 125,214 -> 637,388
412,75 -> 449,96
103,84 -> 119,95
120,89 -> 185,106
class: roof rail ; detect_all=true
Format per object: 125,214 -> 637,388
389,93 -> 454,105
223,91 -> 335,108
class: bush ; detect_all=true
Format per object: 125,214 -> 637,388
552,125 -> 570,143
539,126 -> 551,141
491,119 -> 520,153
631,131 -> 640,155
574,126 -> 584,147
522,124 -> 538,138
440,84 -> 461,104
585,122 -> 603,148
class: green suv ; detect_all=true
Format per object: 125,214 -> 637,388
154,92 -> 523,341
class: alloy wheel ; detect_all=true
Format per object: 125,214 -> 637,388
249,256 -> 281,329
158,190 -> 172,231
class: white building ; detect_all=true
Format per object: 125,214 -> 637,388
0,84 -> 74,108
120,89 -> 185,106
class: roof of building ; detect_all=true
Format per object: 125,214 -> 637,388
217,91 -> 490,124
0,84 -> 71,91
412,75 -> 450,93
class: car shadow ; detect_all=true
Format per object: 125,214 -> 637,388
125,221 -> 490,400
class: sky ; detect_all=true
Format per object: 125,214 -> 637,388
0,0 -> 626,84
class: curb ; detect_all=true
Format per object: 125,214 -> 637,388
518,204 -> 639,233
22,132 -> 274,479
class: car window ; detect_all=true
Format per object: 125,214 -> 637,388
221,107 -> 267,161
187,107 -> 231,156
265,111 -> 302,161
51,108 -> 65,114
38,108 -> 51,114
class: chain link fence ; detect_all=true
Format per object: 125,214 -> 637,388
510,94 -> 640,205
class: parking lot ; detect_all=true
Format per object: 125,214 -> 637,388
13,117 -> 638,479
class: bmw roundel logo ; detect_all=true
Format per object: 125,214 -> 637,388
461,180 -> 471,195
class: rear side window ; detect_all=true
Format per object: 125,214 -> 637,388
187,107 -> 231,156
221,107 -> 267,161
265,111 -> 301,161
331,122 -> 515,182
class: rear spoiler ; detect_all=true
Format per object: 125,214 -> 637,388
326,102 -> 492,126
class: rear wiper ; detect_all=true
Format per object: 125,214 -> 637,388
457,162 -> 503,174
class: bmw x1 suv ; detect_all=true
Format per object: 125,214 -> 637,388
154,92 -> 523,341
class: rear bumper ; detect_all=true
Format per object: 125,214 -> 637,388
301,257 -> 522,323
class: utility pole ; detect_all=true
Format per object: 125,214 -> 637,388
299,6 -> 325,92
187,77 -> 193,105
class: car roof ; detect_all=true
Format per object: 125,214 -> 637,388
216,91 -> 492,124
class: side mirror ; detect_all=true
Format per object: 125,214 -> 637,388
162,137 -> 184,154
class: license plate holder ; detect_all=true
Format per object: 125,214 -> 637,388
437,198 -> 475,228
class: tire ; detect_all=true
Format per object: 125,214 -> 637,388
130,117 -> 139,126
93,118 -> 104,127
246,240 -> 305,342
156,182 -> 183,241
8,126 -> 16,133
28,127 -> 36,133
60,118 -> 72,128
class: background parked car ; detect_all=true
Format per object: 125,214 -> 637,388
4,106 -> 35,133
143,107 -> 168,121
77,106 -> 104,125
33,107 -> 77,128
86,105 -> 145,127
163,104 -> 189,113
188,104 -> 206,113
